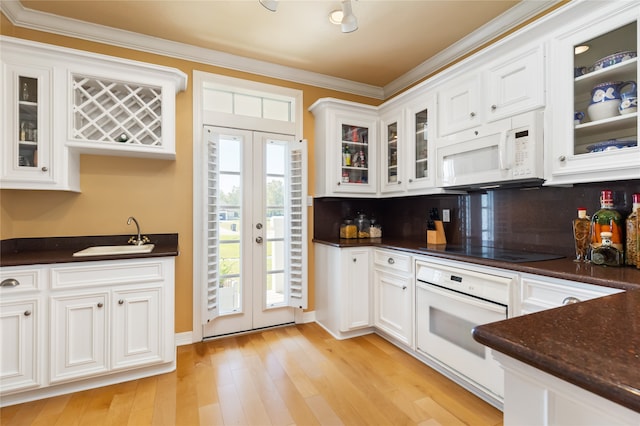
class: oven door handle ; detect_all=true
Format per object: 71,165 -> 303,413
417,281 -> 507,314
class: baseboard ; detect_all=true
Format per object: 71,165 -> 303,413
175,331 -> 194,346
295,309 -> 315,324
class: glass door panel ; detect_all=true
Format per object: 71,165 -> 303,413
265,142 -> 286,307
414,109 -> 429,180
18,76 -> 39,168
341,123 -> 369,185
572,21 -> 637,156
386,122 -> 398,184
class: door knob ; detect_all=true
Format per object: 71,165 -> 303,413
256,223 -> 263,229
118,299 -> 124,305
256,236 -> 263,244
97,302 -> 104,308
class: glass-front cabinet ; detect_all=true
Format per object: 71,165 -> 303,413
310,98 -> 377,196
380,108 -> 403,194
2,63 -> 54,185
547,4 -> 639,185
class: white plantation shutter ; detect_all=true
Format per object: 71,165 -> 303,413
205,134 -> 220,322
287,138 -> 307,309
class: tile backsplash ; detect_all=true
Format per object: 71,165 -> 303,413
313,180 -> 640,257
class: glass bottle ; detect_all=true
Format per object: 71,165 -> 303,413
626,193 -> 640,266
343,145 -> 351,166
572,207 -> 590,262
591,232 -> 623,267
590,190 -> 624,258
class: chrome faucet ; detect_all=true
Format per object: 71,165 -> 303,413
127,216 -> 150,246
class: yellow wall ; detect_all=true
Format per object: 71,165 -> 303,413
0,13 -> 381,333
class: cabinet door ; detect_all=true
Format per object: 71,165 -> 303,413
50,293 -> 108,383
438,74 -> 482,136
547,8 -> 639,185
0,300 -> 39,393
406,96 -> 437,191
341,249 -> 371,331
485,45 -> 544,122
380,109 -> 404,194
1,62 -> 54,185
374,270 -> 412,347
112,288 -> 163,370
336,113 -> 378,194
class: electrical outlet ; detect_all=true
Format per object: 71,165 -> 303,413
442,209 -> 451,223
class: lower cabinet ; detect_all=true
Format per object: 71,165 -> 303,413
373,249 -> 413,348
496,353 -> 640,425
314,243 -> 373,339
0,257 -> 175,407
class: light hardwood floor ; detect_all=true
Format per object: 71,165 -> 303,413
0,323 -> 503,426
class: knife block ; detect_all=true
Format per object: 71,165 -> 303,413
427,220 -> 447,245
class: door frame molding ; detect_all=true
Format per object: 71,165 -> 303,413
192,71 -> 303,343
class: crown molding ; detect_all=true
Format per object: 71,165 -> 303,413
382,0 -> 564,98
2,0 -> 561,101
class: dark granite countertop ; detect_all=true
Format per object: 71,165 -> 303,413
313,237 -> 640,291
473,290 -> 640,413
1,234 -> 179,267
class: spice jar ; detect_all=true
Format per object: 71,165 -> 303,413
339,219 -> 357,239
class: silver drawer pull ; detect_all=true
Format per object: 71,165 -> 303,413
1,278 -> 20,287
387,258 -> 395,265
562,296 -> 581,305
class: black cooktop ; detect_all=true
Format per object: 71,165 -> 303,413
419,245 -> 565,263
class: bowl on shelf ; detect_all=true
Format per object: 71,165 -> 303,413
586,138 -> 637,153
592,51 -> 637,71
587,99 -> 621,121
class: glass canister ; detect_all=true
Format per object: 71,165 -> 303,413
355,213 -> 371,239
339,219 -> 357,239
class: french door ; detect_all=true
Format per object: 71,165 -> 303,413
202,126 -> 306,338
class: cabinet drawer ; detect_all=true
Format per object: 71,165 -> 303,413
374,249 -> 412,274
51,260 -> 166,290
521,276 -> 622,313
0,267 -> 42,293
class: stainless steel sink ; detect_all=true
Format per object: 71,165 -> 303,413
72,244 -> 155,257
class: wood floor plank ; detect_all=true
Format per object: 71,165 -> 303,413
1,323 -> 503,426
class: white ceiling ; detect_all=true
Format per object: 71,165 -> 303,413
5,1 -> 561,98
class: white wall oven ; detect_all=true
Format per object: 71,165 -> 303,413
415,259 -> 515,406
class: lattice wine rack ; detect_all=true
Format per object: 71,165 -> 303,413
72,75 -> 163,146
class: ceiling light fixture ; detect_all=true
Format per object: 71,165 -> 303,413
574,44 -> 590,55
259,0 -> 278,12
339,0 -> 358,33
329,9 -> 343,25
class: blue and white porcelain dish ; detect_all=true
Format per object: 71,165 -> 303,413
586,139 -> 637,153
593,51 -> 637,71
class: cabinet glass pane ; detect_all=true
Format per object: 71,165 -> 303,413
415,109 -> 429,179
18,76 -> 38,168
341,124 -> 369,184
387,122 -> 398,184
573,21 -> 637,156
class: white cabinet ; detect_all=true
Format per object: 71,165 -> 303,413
314,243 -> 373,339
518,273 -> 623,316
0,36 -> 187,191
0,257 -> 175,407
309,98 -> 378,197
546,3 -> 639,185
379,107 -> 404,194
373,249 -> 413,347
0,267 -> 44,394
438,44 -> 544,137
50,293 -> 109,383
496,353 -> 640,426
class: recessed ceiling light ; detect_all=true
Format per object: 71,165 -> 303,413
329,10 -> 343,25
574,45 -> 590,55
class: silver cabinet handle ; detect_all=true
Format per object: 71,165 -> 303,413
491,104 -> 497,110
562,296 -> 581,305
256,236 -> 263,244
397,181 -> 402,185
470,112 -> 476,118
118,299 -> 124,305
559,155 -> 566,162
97,302 -> 104,308
337,181 -> 341,186
409,179 -> 413,183
24,310 -> 32,316
402,286 -> 407,290
387,258 -> 395,265
353,258 -> 357,263
41,166 -> 48,172
1,278 -> 20,287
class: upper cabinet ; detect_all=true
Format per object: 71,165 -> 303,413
546,3 -> 639,185
310,98 -> 378,197
0,37 -> 187,191
438,45 -> 544,137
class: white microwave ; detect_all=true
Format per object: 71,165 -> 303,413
436,110 -> 544,189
